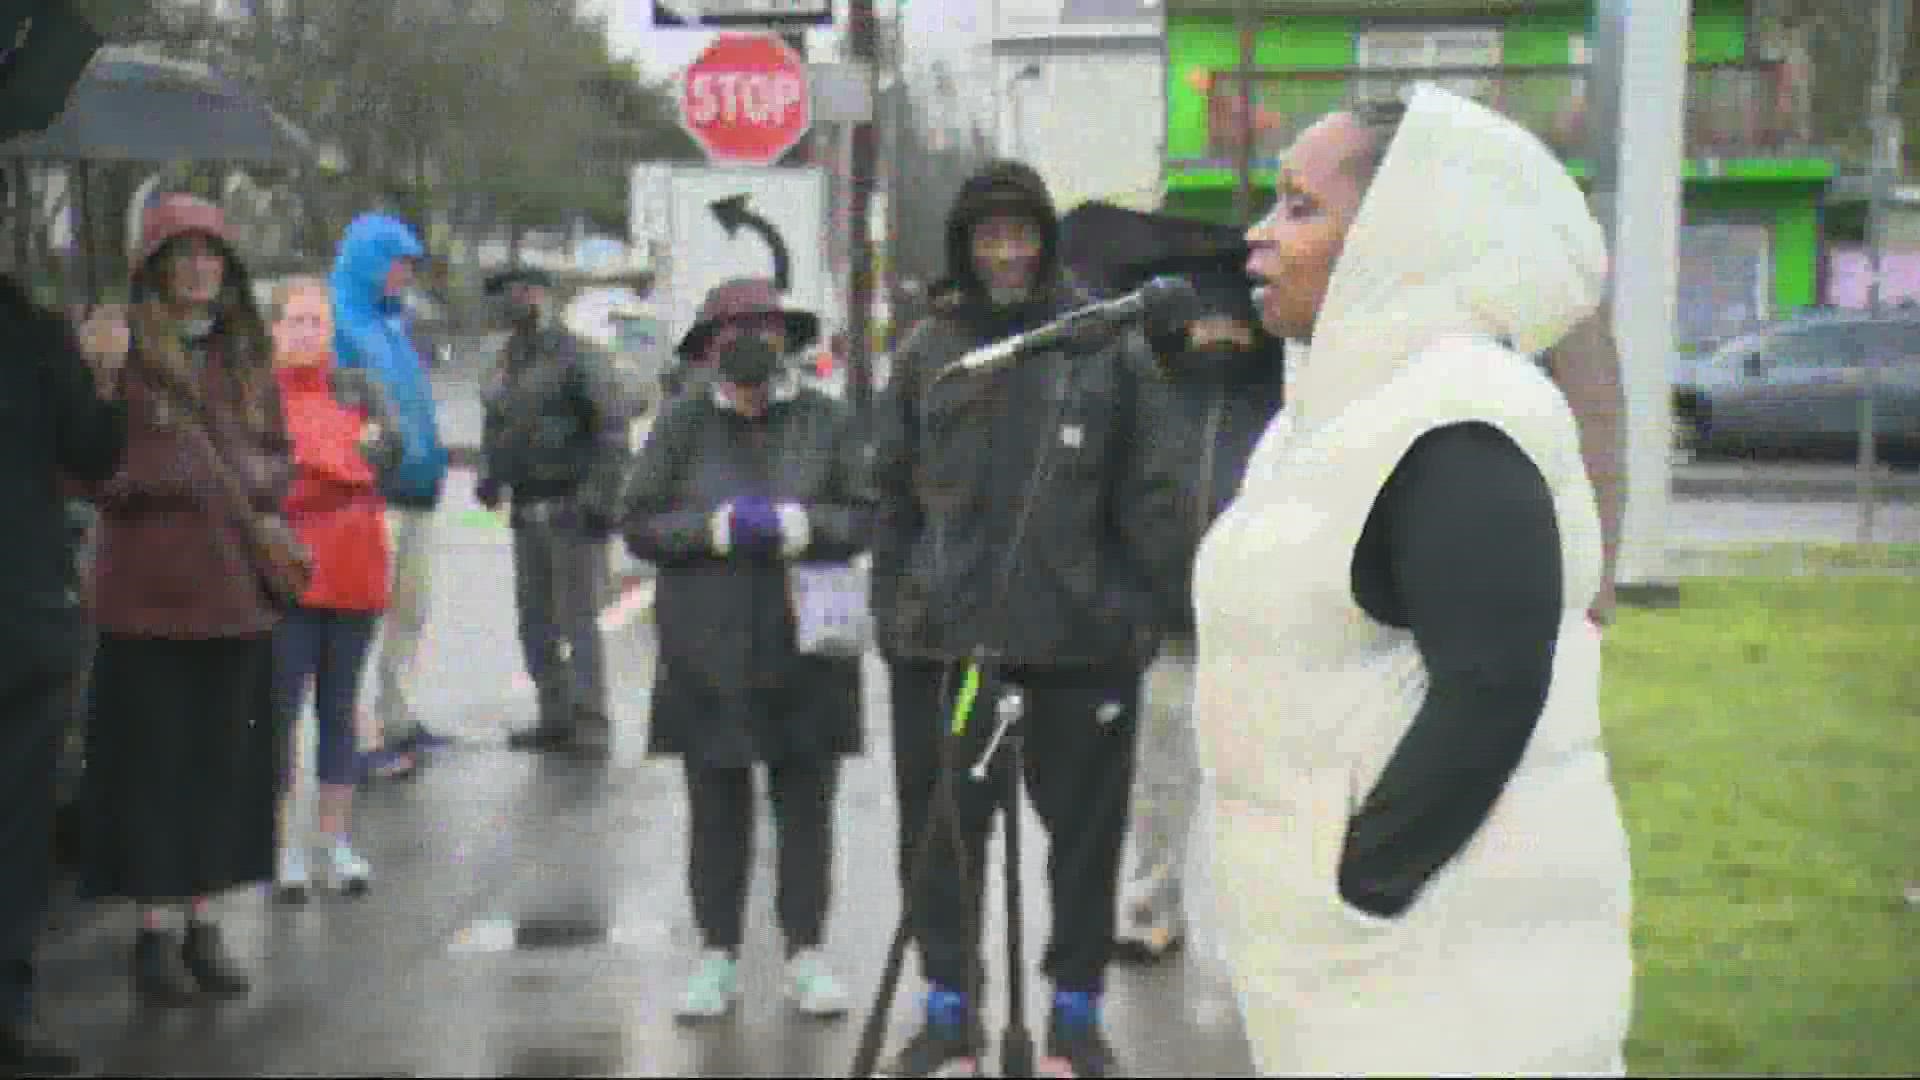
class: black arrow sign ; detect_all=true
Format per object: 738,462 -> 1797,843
710,193 -> 792,293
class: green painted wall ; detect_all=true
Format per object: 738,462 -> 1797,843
1164,14 -> 1353,161
1686,181 -> 1827,314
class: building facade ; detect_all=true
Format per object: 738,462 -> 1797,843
1160,0 -> 1835,346
991,0 -> 1167,212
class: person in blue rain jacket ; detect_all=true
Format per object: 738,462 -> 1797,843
329,213 -> 452,777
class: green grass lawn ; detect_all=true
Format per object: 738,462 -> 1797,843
1605,574 -> 1920,1075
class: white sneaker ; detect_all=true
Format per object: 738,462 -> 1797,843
274,846 -> 310,904
325,840 -> 372,896
785,948 -> 850,1019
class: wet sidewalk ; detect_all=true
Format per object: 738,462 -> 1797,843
33,487 -> 1256,1077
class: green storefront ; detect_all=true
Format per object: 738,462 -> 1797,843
1158,0 -> 1835,346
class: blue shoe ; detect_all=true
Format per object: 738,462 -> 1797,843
1042,990 -> 1118,1077
399,728 -> 456,755
360,748 -> 417,784
881,986 -> 983,1076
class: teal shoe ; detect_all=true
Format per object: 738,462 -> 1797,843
674,949 -> 739,1023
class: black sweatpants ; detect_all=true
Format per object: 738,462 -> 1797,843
682,756 -> 839,955
886,657 -> 1142,995
0,673 -> 67,1026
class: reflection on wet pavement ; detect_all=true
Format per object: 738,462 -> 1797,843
34,513 -> 1256,1077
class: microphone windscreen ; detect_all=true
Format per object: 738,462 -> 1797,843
1139,275 -> 1203,332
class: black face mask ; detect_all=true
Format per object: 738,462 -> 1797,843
717,338 -> 779,388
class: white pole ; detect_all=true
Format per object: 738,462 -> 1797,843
1588,0 -> 1688,599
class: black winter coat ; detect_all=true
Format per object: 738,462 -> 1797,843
871,289 -> 1190,669
620,381 -> 874,767
0,280 -> 127,696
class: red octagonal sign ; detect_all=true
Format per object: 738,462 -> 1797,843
679,33 -> 812,167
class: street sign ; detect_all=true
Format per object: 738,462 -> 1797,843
678,32 -> 812,166
652,0 -> 833,28
664,165 -> 829,357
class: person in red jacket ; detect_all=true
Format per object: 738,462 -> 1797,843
265,277 -> 402,901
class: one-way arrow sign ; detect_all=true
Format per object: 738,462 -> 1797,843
710,193 -> 792,292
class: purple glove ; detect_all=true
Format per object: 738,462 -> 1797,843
727,496 -> 783,555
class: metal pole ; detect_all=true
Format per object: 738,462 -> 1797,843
886,0 -> 905,341
1232,0 -> 1256,226
1856,0 -> 1906,545
847,0 -> 879,430
1587,0 -> 1687,605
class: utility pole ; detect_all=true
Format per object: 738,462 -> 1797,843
1232,0 -> 1257,226
1856,0 -> 1907,545
1586,0 -> 1687,606
781,31 -> 814,166
846,0 -> 879,429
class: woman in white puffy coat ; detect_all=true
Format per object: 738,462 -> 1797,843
1191,84 -> 1637,1076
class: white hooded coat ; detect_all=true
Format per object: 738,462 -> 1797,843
1189,84 -> 1635,1075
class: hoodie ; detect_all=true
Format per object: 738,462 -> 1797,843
1189,85 -> 1629,1075
870,160 -> 1189,668
937,159 -> 1070,333
329,214 -> 444,508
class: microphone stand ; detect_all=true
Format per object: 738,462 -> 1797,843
849,322 -> 1099,1078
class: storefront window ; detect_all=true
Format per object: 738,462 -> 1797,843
1677,219 -> 1773,346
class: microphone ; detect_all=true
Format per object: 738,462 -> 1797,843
939,276 -> 1201,380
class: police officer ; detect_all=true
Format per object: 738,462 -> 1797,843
476,269 -> 631,757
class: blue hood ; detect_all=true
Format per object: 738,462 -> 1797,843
332,214 -> 424,313
328,214 -> 444,507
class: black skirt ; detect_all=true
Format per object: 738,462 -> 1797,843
78,633 -> 281,904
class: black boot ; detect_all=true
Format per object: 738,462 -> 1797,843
0,1024 -> 84,1078
181,923 -> 248,999
131,929 -> 198,1007
508,690 -> 574,753
566,706 -> 612,761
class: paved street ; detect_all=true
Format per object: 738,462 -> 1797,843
34,470 -> 1255,1078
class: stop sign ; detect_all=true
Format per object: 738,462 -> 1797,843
679,33 -> 812,167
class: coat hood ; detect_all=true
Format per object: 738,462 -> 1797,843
331,213 -> 425,311
1292,83 -> 1609,432
944,160 -> 1061,302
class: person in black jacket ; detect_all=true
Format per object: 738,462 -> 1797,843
619,287 -> 872,1024
870,161 -> 1188,1078
1108,245 -> 1286,966
476,268 -> 631,757
0,276 -> 128,1077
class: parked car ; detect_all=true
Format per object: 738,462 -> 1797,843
1673,312 -> 1920,470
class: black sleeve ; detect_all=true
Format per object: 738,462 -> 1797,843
36,304 -> 128,485
1338,422 -> 1563,919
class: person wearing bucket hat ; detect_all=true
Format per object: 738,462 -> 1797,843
475,264 -> 631,757
618,304 -> 872,1023
79,193 -> 292,1008
667,278 -> 819,400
